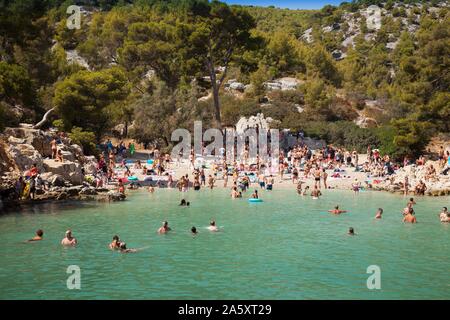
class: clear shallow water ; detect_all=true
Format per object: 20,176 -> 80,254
0,189 -> 449,300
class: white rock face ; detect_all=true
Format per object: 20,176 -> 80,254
8,144 -> 44,172
264,77 -> 301,91
43,159 -> 83,185
301,28 -> 313,43
83,156 -> 98,175
226,79 -> 246,92
235,113 -> 273,134
66,50 -> 91,70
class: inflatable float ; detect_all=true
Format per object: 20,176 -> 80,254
248,198 -> 263,203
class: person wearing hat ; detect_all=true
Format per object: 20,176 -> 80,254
61,230 -> 77,246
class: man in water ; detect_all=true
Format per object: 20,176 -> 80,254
403,208 -> 417,223
28,229 -> 44,242
407,198 -> 416,208
119,242 -> 137,253
158,221 -> 172,234
109,235 -> 121,249
348,227 -> 356,235
328,206 -> 347,215
61,230 -> 77,246
251,190 -> 259,199
191,226 -> 198,235
439,207 -> 449,223
375,208 -> 383,219
208,220 -> 218,232
311,185 -> 322,199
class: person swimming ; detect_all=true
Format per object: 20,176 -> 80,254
208,220 -> 218,232
109,235 -> 121,249
311,186 -> 322,199
61,230 -> 77,246
348,227 -> 356,235
28,229 -> 44,242
191,226 -> 198,235
158,221 -> 172,234
328,206 -> 347,215
439,207 -> 449,223
119,242 -> 137,253
375,208 -> 383,219
403,207 -> 417,223
251,190 -> 259,199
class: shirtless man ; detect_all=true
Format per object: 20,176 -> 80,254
28,229 -> 44,242
251,190 -> 259,199
311,185 -> 322,199
61,230 -> 77,246
403,208 -> 417,223
375,208 -> 383,219
109,235 -> 121,249
208,220 -> 218,232
158,221 -> 172,234
328,206 -> 347,215
439,207 -> 449,223
313,167 -> 321,189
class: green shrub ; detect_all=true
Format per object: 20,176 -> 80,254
68,127 -> 98,156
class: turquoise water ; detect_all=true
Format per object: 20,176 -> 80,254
0,189 -> 449,300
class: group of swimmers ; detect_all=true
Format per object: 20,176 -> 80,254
26,219 -> 221,253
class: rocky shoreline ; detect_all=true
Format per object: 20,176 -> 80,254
0,124 -> 126,212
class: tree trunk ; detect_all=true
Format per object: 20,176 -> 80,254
210,69 -> 222,128
33,107 -> 55,129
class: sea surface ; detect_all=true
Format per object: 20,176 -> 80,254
0,189 -> 449,299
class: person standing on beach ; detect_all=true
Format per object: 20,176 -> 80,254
322,169 -> 328,189
314,167 -> 321,189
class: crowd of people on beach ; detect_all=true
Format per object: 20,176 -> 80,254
20,138 -> 450,253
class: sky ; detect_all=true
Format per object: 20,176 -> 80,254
222,0 -> 344,10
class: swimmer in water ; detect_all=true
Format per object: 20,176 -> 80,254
61,230 -> 77,246
148,186 -> 155,193
208,220 -> 218,232
179,199 -> 187,206
348,227 -> 356,235
109,235 -> 121,249
251,190 -> 259,199
403,207 -> 417,223
301,186 -> 309,196
375,208 -> 383,219
328,206 -> 347,215
191,226 -> 198,235
407,198 -> 416,208
119,242 -> 137,253
28,229 -> 44,242
158,221 -> 172,234
311,186 -> 322,199
439,207 -> 449,223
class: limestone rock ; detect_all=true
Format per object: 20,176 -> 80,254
43,159 -> 83,185
8,144 -> 44,172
